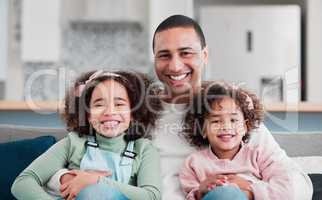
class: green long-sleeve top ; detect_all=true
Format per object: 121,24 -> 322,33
11,132 -> 161,200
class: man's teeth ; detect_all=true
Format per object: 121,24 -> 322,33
103,121 -> 119,128
169,73 -> 188,81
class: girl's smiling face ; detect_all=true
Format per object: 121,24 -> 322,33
88,79 -> 131,138
204,97 -> 247,159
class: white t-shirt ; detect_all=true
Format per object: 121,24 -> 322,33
151,101 -> 195,200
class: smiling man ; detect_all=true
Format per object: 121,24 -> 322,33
150,15 -> 313,200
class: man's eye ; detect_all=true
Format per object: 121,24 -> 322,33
181,51 -> 194,57
157,54 -> 170,59
211,120 -> 220,124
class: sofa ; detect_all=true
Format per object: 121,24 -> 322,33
1,124 -> 322,200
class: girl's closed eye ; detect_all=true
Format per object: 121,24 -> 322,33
115,102 -> 126,107
210,119 -> 221,124
93,102 -> 105,108
231,118 -> 239,123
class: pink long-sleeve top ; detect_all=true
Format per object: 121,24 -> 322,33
179,132 -> 299,200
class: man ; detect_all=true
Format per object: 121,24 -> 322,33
49,15 -> 313,200
150,15 -> 312,200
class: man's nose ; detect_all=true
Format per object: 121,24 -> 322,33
168,55 -> 184,72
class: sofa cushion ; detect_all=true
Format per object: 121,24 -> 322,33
0,136 -> 56,200
273,133 -> 322,156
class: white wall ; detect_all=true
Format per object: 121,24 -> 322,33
21,0 -> 61,62
0,0 -> 8,81
307,0 -> 322,102
85,0 -> 146,22
6,0 -> 24,100
148,0 -> 194,59
60,0 -> 86,27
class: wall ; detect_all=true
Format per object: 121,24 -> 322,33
0,0 -> 8,82
6,0 -> 24,100
194,0 -> 306,19
21,0 -> 150,101
148,0 -> 194,59
21,0 -> 61,62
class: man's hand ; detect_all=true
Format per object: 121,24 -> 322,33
226,174 -> 254,200
196,174 -> 228,200
59,170 -> 111,200
60,171 -> 77,185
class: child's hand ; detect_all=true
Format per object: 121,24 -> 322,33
196,174 -> 228,200
226,174 -> 254,200
59,170 -> 111,200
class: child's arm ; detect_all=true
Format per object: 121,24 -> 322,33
97,141 -> 161,200
179,154 -> 227,200
11,137 -> 70,200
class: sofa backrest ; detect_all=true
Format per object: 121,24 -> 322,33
1,124 -> 322,157
0,124 -> 67,143
273,133 -> 322,157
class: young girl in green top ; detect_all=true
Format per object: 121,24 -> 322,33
11,70 -> 162,200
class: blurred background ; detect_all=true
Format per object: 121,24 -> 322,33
0,0 -> 321,103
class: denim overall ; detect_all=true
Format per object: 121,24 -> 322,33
76,136 -> 136,200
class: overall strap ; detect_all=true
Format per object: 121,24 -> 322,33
85,136 -> 99,148
120,141 -> 136,165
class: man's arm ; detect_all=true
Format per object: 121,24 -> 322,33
248,123 -> 312,200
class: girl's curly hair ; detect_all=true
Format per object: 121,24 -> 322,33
62,70 -> 162,141
183,81 -> 264,148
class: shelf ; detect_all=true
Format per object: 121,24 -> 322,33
263,102 -> 322,112
1,101 -> 322,112
0,101 -> 63,111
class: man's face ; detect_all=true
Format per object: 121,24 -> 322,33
153,27 -> 208,101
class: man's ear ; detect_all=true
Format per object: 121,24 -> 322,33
202,46 -> 209,65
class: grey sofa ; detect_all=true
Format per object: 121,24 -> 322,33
1,124 -> 322,200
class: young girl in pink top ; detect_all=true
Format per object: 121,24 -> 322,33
179,82 -> 302,200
